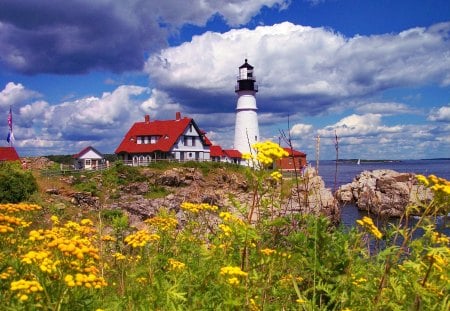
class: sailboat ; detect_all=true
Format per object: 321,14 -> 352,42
357,159 -> 361,165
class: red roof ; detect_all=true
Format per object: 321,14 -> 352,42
0,147 -> 20,161
210,145 -> 223,157
73,146 -> 102,159
115,115 -> 209,154
283,147 -> 306,157
223,149 -> 242,159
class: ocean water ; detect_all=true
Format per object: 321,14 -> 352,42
315,159 -> 450,227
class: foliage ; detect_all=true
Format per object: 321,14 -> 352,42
45,154 -> 74,165
0,143 -> 449,310
144,185 -> 171,199
0,162 -> 38,203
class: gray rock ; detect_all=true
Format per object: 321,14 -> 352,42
336,170 -> 433,217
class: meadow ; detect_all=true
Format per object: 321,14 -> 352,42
0,142 -> 449,310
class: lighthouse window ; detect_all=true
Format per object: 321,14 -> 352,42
255,136 -> 258,141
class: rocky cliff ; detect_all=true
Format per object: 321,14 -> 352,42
44,166 -> 340,227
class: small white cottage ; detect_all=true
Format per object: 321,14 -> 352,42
73,146 -> 104,170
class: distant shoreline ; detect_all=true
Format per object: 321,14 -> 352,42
330,158 -> 450,163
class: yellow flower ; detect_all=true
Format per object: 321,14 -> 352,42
218,224 -> 232,237
124,230 -> 160,248
180,202 -> 218,213
260,248 -> 277,256
356,216 -> 383,239
270,171 -> 282,181
227,277 -> 240,285
168,258 -> 186,272
50,215 -> 59,225
220,266 -> 248,277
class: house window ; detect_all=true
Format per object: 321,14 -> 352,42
137,136 -> 142,144
192,137 -> 196,146
189,152 -> 192,158
189,124 -> 193,132
85,159 -> 91,166
144,136 -> 149,144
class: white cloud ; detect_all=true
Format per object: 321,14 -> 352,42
428,104 -> 450,122
290,123 -> 313,137
318,114 -> 403,137
146,22 -> 450,114
140,89 -> 182,117
19,101 -> 50,124
0,82 -> 40,108
355,102 -> 414,115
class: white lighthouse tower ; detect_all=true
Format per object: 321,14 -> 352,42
233,59 -> 260,155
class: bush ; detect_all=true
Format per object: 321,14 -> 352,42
0,162 -> 38,203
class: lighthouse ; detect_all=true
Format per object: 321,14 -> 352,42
233,59 -> 260,155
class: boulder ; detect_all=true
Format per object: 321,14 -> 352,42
336,170 -> 433,217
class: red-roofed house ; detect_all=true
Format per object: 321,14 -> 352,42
210,145 -> 242,164
275,147 -> 307,171
223,149 -> 242,165
0,147 -> 20,162
73,146 -> 104,170
115,112 -> 212,165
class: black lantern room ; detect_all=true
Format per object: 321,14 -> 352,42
235,59 -> 258,93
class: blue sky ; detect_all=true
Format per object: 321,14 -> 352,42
1,0 -> 449,160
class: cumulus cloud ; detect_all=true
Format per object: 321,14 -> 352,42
290,123 -> 313,137
0,82 -> 40,108
428,104 -> 450,122
0,0 -> 288,74
318,114 -> 403,137
140,89 -> 182,118
3,83 -> 159,154
146,22 -> 450,115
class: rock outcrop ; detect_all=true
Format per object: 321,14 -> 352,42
106,167 -> 340,226
336,170 -> 433,217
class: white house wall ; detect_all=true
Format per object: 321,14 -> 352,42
79,149 -> 103,160
171,122 -> 210,161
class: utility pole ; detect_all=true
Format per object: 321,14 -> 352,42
315,134 -> 320,175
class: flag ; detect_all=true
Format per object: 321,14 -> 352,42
6,106 -> 14,145
7,130 -> 15,144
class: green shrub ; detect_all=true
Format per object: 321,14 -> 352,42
0,162 -> 38,203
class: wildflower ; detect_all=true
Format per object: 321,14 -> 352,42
180,202 -> 218,213
227,277 -> 240,285
113,252 -> 126,260
218,224 -> 232,237
270,171 -> 282,181
145,215 -> 178,231
124,230 -> 160,248
416,174 -> 429,186
260,248 -> 277,256
10,279 -> 44,299
101,234 -> 116,242
431,232 -> 449,245
220,266 -> 248,277
167,258 -> 186,272
251,141 -> 289,168
356,216 -> 383,239
50,215 -> 59,225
